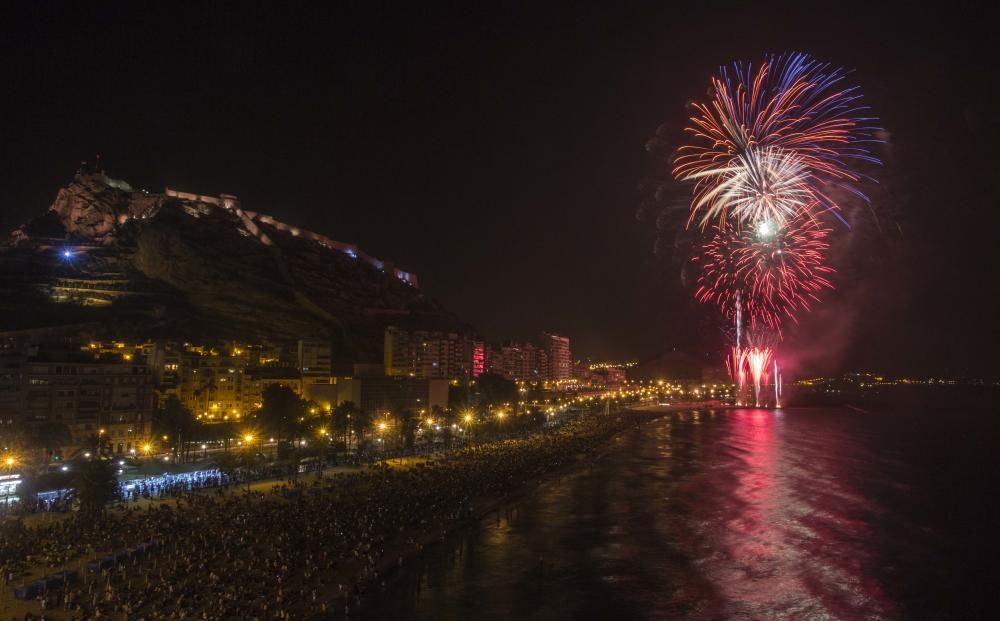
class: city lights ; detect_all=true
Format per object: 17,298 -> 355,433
0,12 -> 990,620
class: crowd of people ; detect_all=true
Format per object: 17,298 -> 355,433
118,470 -> 229,504
1,410 -> 648,620
5,469 -> 237,520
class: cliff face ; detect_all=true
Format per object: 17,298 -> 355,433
12,173 -> 161,244
1,173 -> 468,359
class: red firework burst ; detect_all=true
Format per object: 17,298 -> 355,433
693,216 -> 834,330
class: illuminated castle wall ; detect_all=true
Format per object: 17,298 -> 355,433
164,187 -> 418,287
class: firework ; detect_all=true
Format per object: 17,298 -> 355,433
673,53 -> 880,228
685,145 -> 817,226
693,215 -> 834,331
728,344 -> 747,403
773,359 -> 782,408
745,347 -> 773,407
666,53 -> 879,407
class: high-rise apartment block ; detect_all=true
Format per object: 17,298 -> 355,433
541,333 -> 572,381
383,327 -> 482,380
483,333 -> 572,382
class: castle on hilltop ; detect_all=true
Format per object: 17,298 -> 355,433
10,172 -> 418,289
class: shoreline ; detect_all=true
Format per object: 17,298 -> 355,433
356,410 -> 668,615
2,409 -> 670,620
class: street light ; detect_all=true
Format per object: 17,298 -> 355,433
242,433 -> 256,491
1,455 -> 19,510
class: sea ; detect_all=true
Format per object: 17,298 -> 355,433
357,407 -> 999,620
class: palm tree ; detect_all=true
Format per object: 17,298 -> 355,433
79,433 -> 106,458
350,408 -> 372,447
214,452 -> 239,480
154,395 -> 198,463
72,459 -> 118,521
432,405 -> 456,446
309,400 -> 329,433
259,385 -> 307,457
331,401 -> 355,449
28,422 -> 71,463
395,409 -> 418,450
214,451 -> 254,489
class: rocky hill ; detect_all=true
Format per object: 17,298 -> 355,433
0,172 -> 468,360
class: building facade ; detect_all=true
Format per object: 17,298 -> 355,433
541,333 -> 572,381
297,339 -> 332,383
487,342 -> 549,381
0,354 -> 154,456
383,327 -> 481,380
178,350 -> 249,422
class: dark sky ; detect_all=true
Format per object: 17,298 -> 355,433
1,2 -> 997,376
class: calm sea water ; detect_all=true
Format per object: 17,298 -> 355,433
358,408 -> 999,620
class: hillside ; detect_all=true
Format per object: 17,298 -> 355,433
0,172 -> 468,360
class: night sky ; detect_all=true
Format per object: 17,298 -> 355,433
1,2 -> 997,376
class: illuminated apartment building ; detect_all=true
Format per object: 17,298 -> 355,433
383,327 -> 482,380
